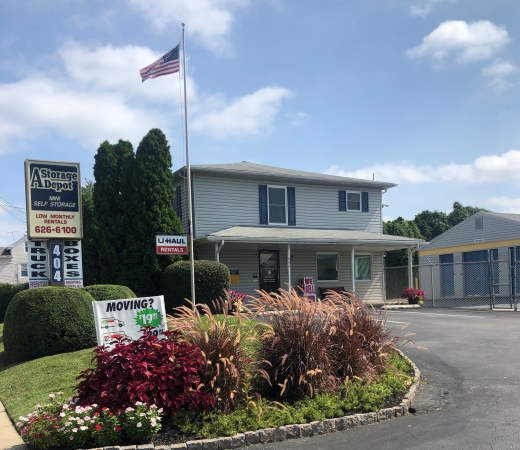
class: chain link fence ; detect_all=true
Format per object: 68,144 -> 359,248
385,260 -> 520,310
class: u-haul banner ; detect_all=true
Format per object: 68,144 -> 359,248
156,235 -> 188,255
92,296 -> 167,348
25,160 -> 83,240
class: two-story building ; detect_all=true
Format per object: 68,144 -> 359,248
172,162 -> 423,304
0,235 -> 29,285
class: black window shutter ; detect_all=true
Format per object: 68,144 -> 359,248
175,186 -> 182,220
259,185 -> 268,224
362,192 -> 369,212
287,187 -> 296,226
339,191 -> 346,211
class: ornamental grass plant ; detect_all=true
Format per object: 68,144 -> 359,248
248,289 -> 337,401
248,289 -> 400,401
169,299 -> 257,413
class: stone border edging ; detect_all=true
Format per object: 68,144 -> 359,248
79,349 -> 420,450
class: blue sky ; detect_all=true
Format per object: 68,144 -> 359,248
1,0 -> 520,246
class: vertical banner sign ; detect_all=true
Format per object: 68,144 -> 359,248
63,240 -> 83,288
28,240 -> 49,288
25,160 -> 83,240
50,242 -> 64,285
92,296 -> 168,348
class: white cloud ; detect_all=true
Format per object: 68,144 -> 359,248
409,0 -> 455,18
287,111 -> 309,126
487,197 -> 520,213
0,41 -> 291,153
482,59 -> 518,92
127,0 -> 250,57
406,20 -> 510,64
191,86 -> 293,139
327,150 -> 520,184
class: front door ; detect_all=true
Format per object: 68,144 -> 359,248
259,250 -> 280,294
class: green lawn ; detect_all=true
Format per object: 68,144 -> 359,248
0,323 -> 95,421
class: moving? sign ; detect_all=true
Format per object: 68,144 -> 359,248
156,235 -> 188,255
92,295 -> 168,348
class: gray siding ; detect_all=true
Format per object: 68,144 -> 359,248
192,173 -> 382,238
172,179 -> 190,235
421,212 -> 520,253
197,242 -> 384,303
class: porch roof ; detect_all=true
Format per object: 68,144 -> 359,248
200,226 -> 424,251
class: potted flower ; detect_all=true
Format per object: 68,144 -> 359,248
401,288 -> 425,305
228,290 -> 247,313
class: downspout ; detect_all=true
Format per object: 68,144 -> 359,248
287,243 -> 291,294
214,240 -> 225,262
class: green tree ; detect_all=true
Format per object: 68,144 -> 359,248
448,201 -> 490,227
93,139 -> 135,284
383,217 -> 424,267
124,129 -> 183,296
81,180 -> 100,286
414,210 -> 450,241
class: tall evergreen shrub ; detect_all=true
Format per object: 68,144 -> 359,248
93,139 -> 135,285
124,129 -> 184,296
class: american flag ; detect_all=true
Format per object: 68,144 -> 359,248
140,44 -> 180,82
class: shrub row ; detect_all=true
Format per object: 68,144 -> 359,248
0,282 -> 28,323
3,284 -> 135,363
161,260 -> 230,313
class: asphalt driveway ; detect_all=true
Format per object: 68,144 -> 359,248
256,309 -> 520,450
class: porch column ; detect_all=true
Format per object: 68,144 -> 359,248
407,246 -> 413,288
287,243 -> 291,294
351,246 -> 355,292
214,240 -> 225,262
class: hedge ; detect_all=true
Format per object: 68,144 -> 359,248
161,260 -> 230,312
3,287 -> 97,363
82,284 -> 136,302
0,282 -> 29,323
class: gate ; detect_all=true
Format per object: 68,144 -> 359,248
385,254 -> 519,310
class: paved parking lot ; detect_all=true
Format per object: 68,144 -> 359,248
257,309 -> 520,450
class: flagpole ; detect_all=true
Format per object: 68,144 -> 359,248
182,23 -> 196,308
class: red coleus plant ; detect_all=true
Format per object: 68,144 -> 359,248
75,329 -> 214,415
401,288 -> 426,303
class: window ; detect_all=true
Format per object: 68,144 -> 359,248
475,217 -> 483,230
354,254 -> 371,280
268,186 -> 287,224
259,185 -> 296,226
339,191 -> 369,212
317,253 -> 338,281
347,191 -> 361,211
19,263 -> 28,278
24,241 -> 28,253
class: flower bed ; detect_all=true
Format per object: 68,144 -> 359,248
11,289 -> 416,449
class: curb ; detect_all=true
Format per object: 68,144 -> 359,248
72,350 -> 421,450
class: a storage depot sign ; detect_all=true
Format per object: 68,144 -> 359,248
156,235 -> 188,255
25,159 -> 82,240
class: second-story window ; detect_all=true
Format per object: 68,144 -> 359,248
268,186 -> 287,224
339,191 -> 369,212
347,191 -> 361,211
259,185 -> 296,226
